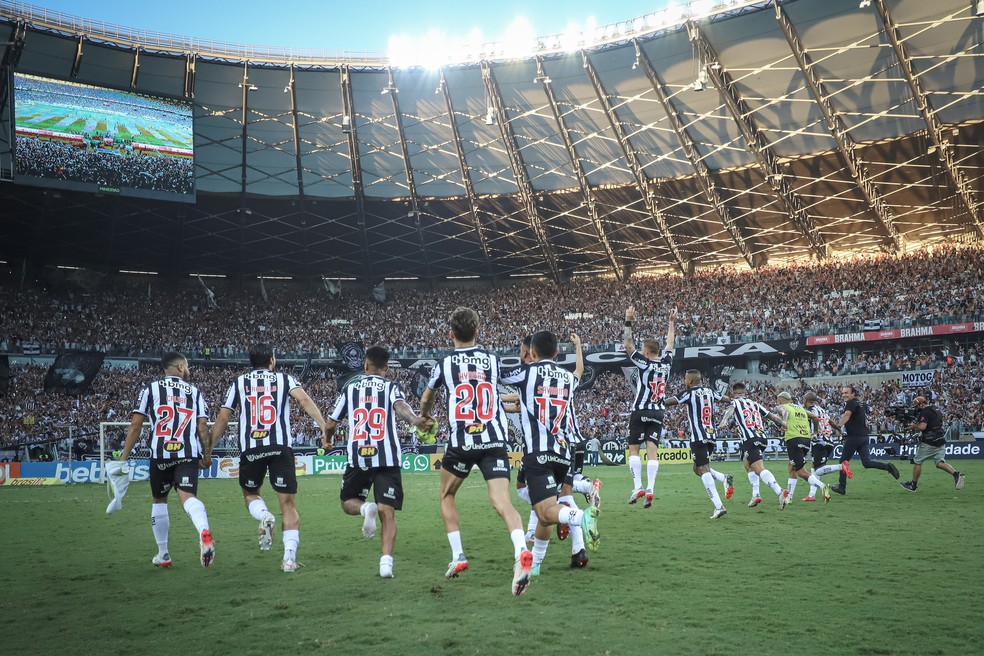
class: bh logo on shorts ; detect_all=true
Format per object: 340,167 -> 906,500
180,476 -> 190,486
546,475 -> 555,486
454,462 -> 467,472
384,487 -> 396,499
246,479 -> 257,488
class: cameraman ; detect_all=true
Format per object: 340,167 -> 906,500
900,396 -> 965,492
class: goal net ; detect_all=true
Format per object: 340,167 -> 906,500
98,421 -> 239,484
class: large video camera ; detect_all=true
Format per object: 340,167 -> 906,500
886,405 -> 917,424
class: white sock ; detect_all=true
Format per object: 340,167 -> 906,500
532,538 -> 549,566
646,459 -> 659,491
571,524 -> 585,553
814,464 -> 840,477
807,473 -> 826,489
509,529 -> 527,559
787,478 -> 798,496
558,494 -> 576,508
557,505 -> 584,526
710,468 -> 727,483
629,455 -> 642,489
380,554 -> 393,567
182,497 -> 209,535
517,487 -> 531,504
283,528 -> 299,561
572,478 -> 594,495
151,504 -> 169,555
448,531 -> 464,559
760,469 -> 784,496
248,498 -> 269,521
747,471 -> 760,497
701,472 -> 724,509
526,510 -> 539,535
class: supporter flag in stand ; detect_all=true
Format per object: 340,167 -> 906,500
0,354 -> 9,397
22,342 -> 41,355
863,319 -> 883,331
710,364 -> 735,397
372,282 -> 386,303
335,341 -> 366,392
196,275 -> 219,309
259,277 -> 271,306
409,367 -> 430,400
43,352 -> 106,395
323,278 -> 341,297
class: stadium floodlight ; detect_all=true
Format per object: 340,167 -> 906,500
858,0 -> 871,7
534,74 -> 551,84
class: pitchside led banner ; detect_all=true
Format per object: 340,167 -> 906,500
12,73 -> 195,203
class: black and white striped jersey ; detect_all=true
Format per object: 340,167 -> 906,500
222,369 -> 302,453
427,347 -> 509,449
501,360 -> 580,457
628,349 -> 673,411
807,403 -> 835,445
132,375 -> 208,460
721,397 -> 770,441
330,374 -> 404,469
674,384 -> 723,443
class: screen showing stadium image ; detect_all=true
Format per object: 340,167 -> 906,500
12,72 -> 195,202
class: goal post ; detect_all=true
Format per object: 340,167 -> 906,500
98,421 -> 239,484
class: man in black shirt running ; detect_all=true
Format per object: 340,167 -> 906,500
830,386 -> 898,495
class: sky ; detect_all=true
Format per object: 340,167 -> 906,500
31,0 -> 670,55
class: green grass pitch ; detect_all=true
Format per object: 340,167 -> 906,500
1,460 -> 980,655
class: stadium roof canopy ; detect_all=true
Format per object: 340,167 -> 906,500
1,0 -> 982,283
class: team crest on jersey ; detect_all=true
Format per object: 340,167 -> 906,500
359,446 -> 378,458
276,477 -> 284,486
251,430 -> 269,439
466,423 -> 485,434
164,440 -> 183,452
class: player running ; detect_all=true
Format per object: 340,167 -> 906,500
210,343 -> 329,573
622,305 -> 676,507
501,331 -> 600,577
323,345 -> 432,579
664,370 -> 728,519
419,307 -> 534,595
776,391 -> 832,503
802,390 -> 840,501
718,382 -> 789,510
120,351 -> 215,569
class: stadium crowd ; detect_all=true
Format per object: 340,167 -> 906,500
1,242 -> 982,359
2,242 -> 983,451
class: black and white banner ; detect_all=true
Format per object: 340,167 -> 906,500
900,370 -> 938,389
43,352 -> 106,395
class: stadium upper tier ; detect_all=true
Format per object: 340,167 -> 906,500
1,243 -> 980,359
0,0 -> 982,280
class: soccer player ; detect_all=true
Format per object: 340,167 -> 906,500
802,390 -> 840,501
419,307 -> 534,595
323,345 -> 432,579
775,391 -> 831,504
501,331 -> 600,576
210,343 -> 329,573
829,386 -> 899,495
511,336 -> 541,542
664,370 -> 728,519
622,305 -> 676,507
120,351 -> 214,568
718,382 -> 789,509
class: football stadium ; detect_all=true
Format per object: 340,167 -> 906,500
0,0 -> 982,654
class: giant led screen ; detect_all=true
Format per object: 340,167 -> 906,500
13,72 -> 195,202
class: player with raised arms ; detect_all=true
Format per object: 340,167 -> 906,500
120,351 -> 215,568
622,305 -> 676,507
323,345 -> 432,579
210,343 -> 329,573
419,307 -> 534,596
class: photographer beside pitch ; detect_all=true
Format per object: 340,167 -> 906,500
900,396 -> 965,492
